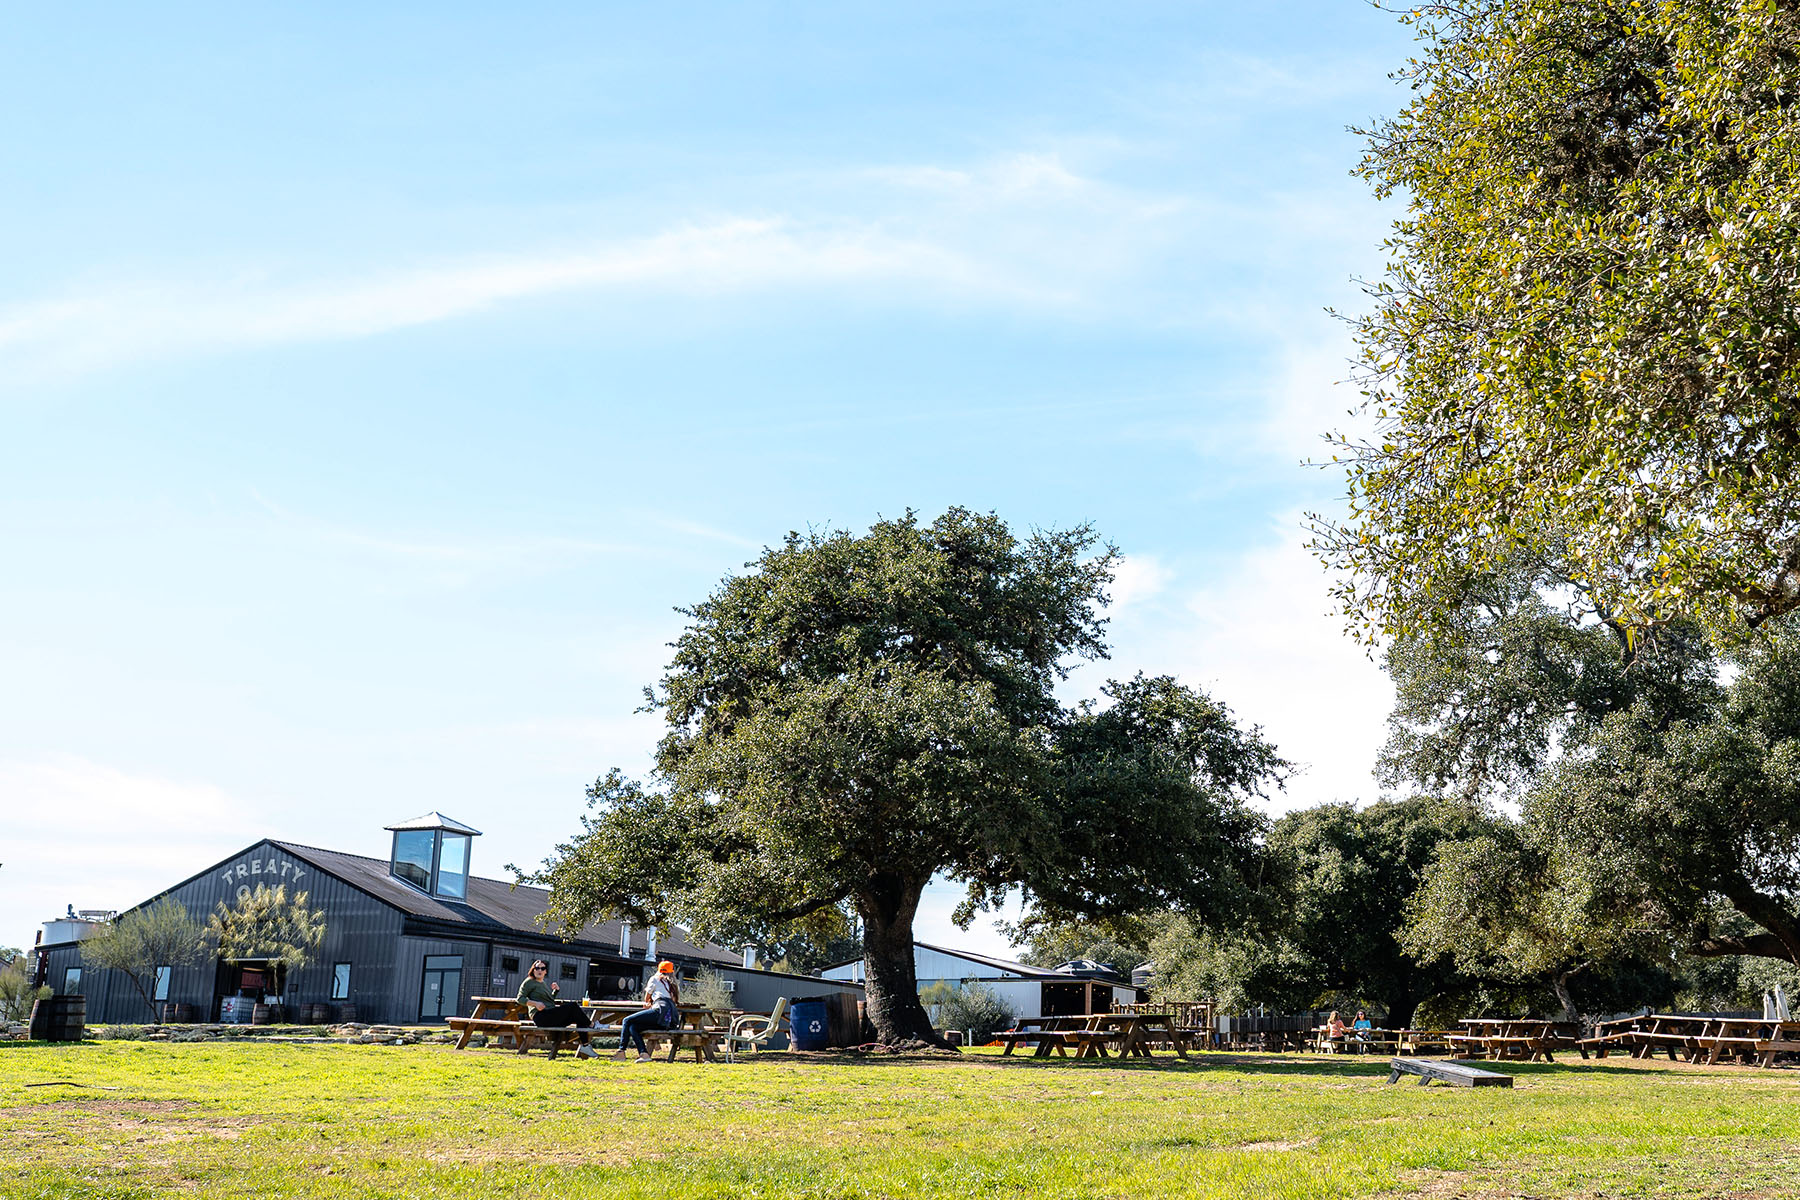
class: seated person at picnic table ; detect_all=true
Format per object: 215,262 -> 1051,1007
518,960 -> 600,1060
615,960 -> 683,1063
1352,1011 -> 1373,1043
1325,1011 -> 1348,1052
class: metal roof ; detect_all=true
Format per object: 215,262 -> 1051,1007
383,812 -> 483,835
271,840 -> 741,965
824,940 -> 1072,980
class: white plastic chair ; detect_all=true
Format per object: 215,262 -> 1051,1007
722,997 -> 790,1063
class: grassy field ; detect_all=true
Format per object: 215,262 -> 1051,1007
2,1042 -> 1797,1200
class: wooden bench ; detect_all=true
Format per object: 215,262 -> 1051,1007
995,1030 -> 1070,1058
1387,1057 -> 1513,1087
639,1027 -> 725,1063
1576,1031 -> 1641,1058
1754,1038 -> 1800,1067
1066,1029 -> 1123,1059
1398,1031 -> 1452,1055
446,1016 -> 593,1058
1631,1031 -> 1699,1061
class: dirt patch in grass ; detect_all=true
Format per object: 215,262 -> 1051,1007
1231,1137 -> 1319,1152
422,1146 -> 669,1167
0,1098 -> 198,1116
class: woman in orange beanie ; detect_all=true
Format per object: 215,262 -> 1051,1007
614,960 -> 682,1062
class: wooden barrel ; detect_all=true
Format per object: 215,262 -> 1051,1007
308,1003 -> 331,1024
39,995 -> 85,1042
172,1003 -> 196,1024
335,1002 -> 358,1023
251,1002 -> 270,1025
27,997 -> 51,1040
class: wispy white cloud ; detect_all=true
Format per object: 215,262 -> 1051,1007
1106,521 -> 1391,815
1107,553 -> 1173,613
0,217 -> 1045,384
0,756 -> 270,950
639,514 -> 764,552
0,148 -> 1303,385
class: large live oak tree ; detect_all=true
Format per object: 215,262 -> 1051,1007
1314,0 -> 1800,644
525,509 -> 1287,1045
1384,568 -> 1800,982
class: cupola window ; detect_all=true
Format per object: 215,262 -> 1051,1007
384,813 -> 482,899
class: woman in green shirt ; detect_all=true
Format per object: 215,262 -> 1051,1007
517,960 -> 599,1060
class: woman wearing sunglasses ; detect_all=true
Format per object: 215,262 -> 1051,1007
517,960 -> 600,1060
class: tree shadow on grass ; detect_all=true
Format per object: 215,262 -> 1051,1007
947,1050 -> 1731,1081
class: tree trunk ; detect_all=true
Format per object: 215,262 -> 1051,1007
1386,994 -> 1419,1031
1719,876 -> 1800,966
857,873 -> 955,1049
1550,963 -> 1587,1022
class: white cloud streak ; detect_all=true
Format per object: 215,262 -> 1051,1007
1104,522 -> 1392,815
0,217 -> 1033,383
0,756 -> 271,952
0,147 -> 1375,384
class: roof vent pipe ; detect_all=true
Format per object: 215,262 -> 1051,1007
619,921 -> 632,957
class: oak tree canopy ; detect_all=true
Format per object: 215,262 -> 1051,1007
1315,0 -> 1800,644
526,509 -> 1287,1045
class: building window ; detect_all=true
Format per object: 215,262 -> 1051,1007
559,962 -> 578,980
500,955 -> 520,973
63,968 -> 81,994
331,963 -> 352,1001
436,833 -> 469,899
391,830 -> 435,891
153,966 -> 171,1002
419,955 -> 463,1022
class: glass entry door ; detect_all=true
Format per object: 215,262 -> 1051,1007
419,955 -> 463,1021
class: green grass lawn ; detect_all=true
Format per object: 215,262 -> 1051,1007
2,1042 -> 1796,1199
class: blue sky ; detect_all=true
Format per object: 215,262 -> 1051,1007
2,3 -> 1411,958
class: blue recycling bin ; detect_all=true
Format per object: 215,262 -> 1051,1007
788,999 -> 830,1050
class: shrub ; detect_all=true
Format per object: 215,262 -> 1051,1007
95,1025 -> 147,1041
920,982 -> 1016,1043
684,967 -> 735,1011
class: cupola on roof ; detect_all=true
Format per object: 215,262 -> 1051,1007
384,812 -> 482,836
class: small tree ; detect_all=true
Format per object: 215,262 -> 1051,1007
81,898 -> 208,1020
203,885 -> 326,997
0,959 -> 48,1023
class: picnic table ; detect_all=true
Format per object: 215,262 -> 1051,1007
1585,1014 -> 1800,1066
1091,1011 -> 1191,1059
449,997 -> 728,1060
1696,1017 -> 1800,1067
996,1012 -> 1190,1061
1447,1018 -> 1582,1062
1398,1029 -> 1454,1055
1312,1026 -> 1403,1055
1577,1014 -> 1649,1058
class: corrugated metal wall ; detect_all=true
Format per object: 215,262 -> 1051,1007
714,966 -> 863,1014
54,840 -> 407,1024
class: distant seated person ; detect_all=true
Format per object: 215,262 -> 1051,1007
615,960 -> 682,1063
1351,1010 -> 1373,1050
1325,1010 -> 1348,1052
517,960 -> 599,1060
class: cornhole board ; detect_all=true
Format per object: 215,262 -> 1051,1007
1387,1056 -> 1512,1087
